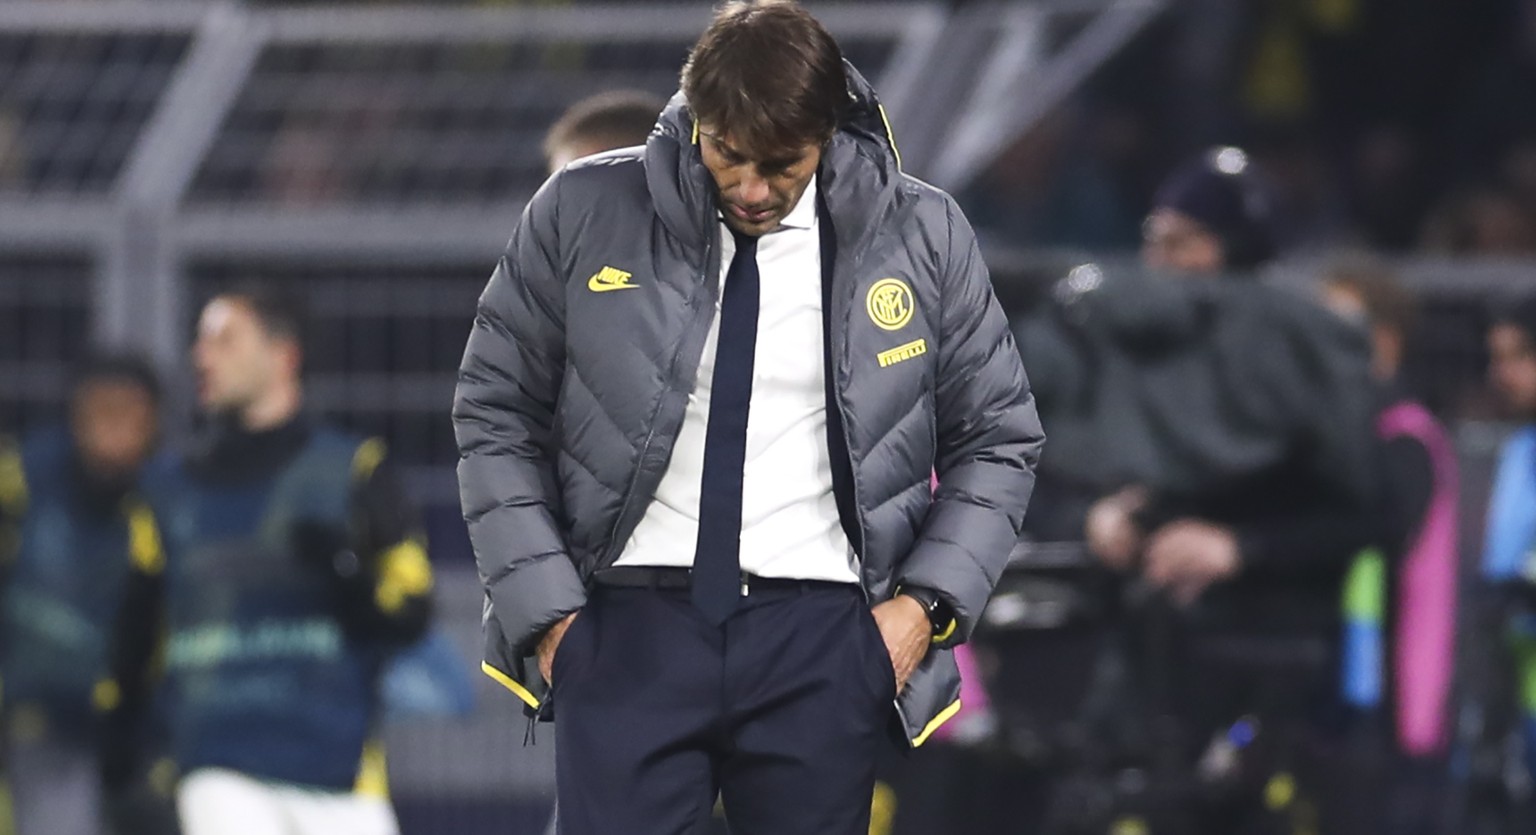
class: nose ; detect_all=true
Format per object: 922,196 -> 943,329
737,172 -> 770,207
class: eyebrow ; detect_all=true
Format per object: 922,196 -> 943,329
702,132 -> 805,168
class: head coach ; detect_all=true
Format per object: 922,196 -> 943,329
453,2 -> 1044,832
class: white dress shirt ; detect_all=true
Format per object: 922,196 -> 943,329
616,176 -> 858,582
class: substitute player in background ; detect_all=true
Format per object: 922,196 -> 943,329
537,88 -> 666,835
103,286 -> 434,835
543,89 -> 666,174
0,356 -> 165,835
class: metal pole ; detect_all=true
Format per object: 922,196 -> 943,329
101,2 -> 265,373
931,0 -> 1165,193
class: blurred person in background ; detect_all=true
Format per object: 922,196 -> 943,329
1320,261 -> 1459,834
1474,292 -> 1536,826
1016,146 -> 1378,832
542,89 -> 666,174
1139,145 -> 1277,277
1419,187 -> 1536,256
102,287 -> 434,835
535,87 -> 664,835
0,355 -> 164,835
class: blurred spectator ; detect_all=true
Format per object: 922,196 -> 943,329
1321,259 -> 1460,834
1245,128 -> 1352,253
1347,126 -> 1436,251
1083,152 -> 1374,621
1474,290 -> 1536,798
1421,187 -> 1536,255
262,113 -> 351,207
103,287 -> 434,835
1141,146 -> 1276,275
542,90 -> 666,173
966,0 -> 1519,254
0,355 -> 164,835
1320,258 -> 1418,384
1016,147 -> 1378,832
962,107 -> 1142,252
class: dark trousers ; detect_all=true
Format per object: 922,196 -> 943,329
553,582 -> 895,835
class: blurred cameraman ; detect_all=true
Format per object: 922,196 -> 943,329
1017,147 -> 1378,832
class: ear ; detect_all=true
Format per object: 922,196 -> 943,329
278,338 -> 304,380
1371,326 -> 1404,381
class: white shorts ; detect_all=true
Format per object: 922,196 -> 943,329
177,768 -> 399,835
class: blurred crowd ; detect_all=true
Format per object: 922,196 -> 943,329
894,145 -> 1536,835
4,2 -> 1536,833
964,0 -> 1536,258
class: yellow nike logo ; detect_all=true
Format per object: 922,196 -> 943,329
587,266 -> 638,292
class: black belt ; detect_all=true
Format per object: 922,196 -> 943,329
592,566 -> 858,597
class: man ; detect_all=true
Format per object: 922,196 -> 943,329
1139,145 -> 1276,278
0,356 -> 163,835
454,3 -> 1043,834
1083,147 -> 1373,619
1322,262 -> 1459,834
543,89 -> 666,173
1479,293 -> 1536,811
1016,147 -> 1376,832
105,287 -> 434,835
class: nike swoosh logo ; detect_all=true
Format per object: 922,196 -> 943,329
587,266 -> 639,292
588,277 -> 638,292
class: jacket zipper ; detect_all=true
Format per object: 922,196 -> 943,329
833,242 -> 873,605
598,233 -> 717,566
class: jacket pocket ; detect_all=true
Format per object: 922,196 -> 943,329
549,606 -> 593,692
855,602 -> 899,704
894,647 -> 962,748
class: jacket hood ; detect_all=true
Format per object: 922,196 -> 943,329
644,60 -> 904,254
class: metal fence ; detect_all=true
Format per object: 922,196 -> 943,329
0,4 -> 955,831
3,2 -> 1531,833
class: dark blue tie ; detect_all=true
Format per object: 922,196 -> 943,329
692,229 -> 760,625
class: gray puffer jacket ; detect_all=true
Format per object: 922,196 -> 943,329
454,64 -> 1043,746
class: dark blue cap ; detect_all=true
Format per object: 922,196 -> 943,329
1153,146 -> 1277,270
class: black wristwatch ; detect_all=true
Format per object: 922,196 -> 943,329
900,585 -> 953,637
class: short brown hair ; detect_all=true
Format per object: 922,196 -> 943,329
681,1 -> 847,157
542,90 -> 666,166
1322,257 -> 1418,337
215,282 -> 308,362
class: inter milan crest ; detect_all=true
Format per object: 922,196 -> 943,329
866,278 -> 914,331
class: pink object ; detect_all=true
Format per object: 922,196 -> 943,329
927,472 -> 995,742
930,644 -> 994,743
1379,401 -> 1459,757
